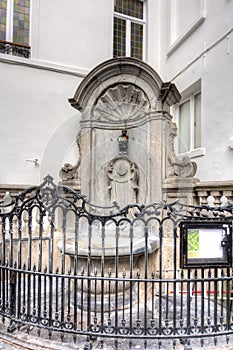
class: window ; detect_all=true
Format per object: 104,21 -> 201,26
113,0 -> 146,60
178,91 -> 201,154
0,0 -> 30,58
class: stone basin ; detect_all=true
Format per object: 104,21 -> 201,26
62,234 -> 159,256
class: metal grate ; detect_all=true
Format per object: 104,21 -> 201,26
0,175 -> 232,349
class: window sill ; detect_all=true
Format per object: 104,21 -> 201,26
167,13 -> 206,57
179,147 -> 205,159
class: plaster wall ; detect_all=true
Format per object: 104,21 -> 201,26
0,59 -> 82,185
30,0 -> 113,71
159,0 -> 233,182
146,0 -> 161,71
169,0 -> 201,45
0,0 -> 232,187
198,49 -> 233,181
160,0 -> 233,80
0,0 -> 117,186
30,0 -> 161,72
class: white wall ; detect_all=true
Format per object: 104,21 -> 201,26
0,0 -> 114,185
160,0 -> 233,182
31,0 -> 113,71
169,0 -> 201,45
146,0 -> 161,71
0,58 -> 82,184
0,0 -> 232,186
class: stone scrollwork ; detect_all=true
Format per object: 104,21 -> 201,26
168,155 -> 197,178
59,133 -> 81,181
92,84 -> 150,122
59,162 -> 80,181
167,122 -> 197,178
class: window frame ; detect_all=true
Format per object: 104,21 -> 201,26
178,90 -> 204,158
5,0 -> 13,42
0,0 -> 31,58
1,0 -> 31,45
113,0 -> 146,60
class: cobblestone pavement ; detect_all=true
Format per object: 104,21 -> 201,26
1,334 -> 233,350
0,338 -> 27,350
1,322 -> 233,350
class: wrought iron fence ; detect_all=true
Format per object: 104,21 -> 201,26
0,175 -> 233,349
0,39 -> 31,58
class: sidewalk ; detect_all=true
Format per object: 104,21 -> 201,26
0,323 -> 233,350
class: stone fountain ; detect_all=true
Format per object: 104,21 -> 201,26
59,57 -> 198,310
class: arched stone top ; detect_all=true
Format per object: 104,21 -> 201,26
69,58 -> 181,113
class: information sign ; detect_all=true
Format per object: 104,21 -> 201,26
180,221 -> 232,268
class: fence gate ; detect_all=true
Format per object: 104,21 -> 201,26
0,175 -> 233,349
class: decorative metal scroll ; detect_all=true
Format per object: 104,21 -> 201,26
0,175 -> 232,350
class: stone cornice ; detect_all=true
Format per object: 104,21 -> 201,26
69,57 -> 181,112
79,110 -> 172,130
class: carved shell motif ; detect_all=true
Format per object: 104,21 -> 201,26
93,84 -> 150,122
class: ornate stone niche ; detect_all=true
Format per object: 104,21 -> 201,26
61,57 -> 198,205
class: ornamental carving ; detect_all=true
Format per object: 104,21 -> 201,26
107,157 -> 139,208
59,133 -> 81,181
59,161 -> 80,181
92,84 -> 150,122
167,122 -> 197,178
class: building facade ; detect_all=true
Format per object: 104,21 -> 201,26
0,0 -> 232,191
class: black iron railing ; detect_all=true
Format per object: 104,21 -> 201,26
0,175 -> 232,349
0,39 -> 30,58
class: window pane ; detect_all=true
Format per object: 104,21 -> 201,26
114,0 -> 143,19
194,92 -> 201,149
0,0 -> 7,41
131,22 -> 143,59
179,100 -> 190,153
113,17 -> 126,57
13,0 -> 30,45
